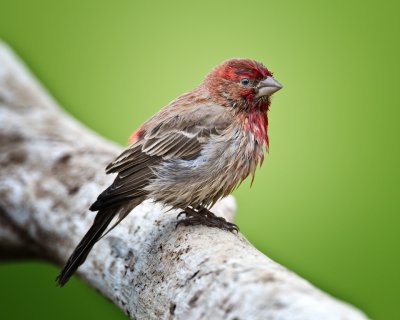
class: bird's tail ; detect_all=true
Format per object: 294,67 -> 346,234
56,208 -> 115,287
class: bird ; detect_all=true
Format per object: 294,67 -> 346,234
56,58 -> 282,286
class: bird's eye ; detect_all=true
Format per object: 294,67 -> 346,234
240,78 -> 250,85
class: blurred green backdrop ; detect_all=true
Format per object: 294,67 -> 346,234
0,0 -> 399,319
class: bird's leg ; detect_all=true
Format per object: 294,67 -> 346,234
176,206 -> 239,233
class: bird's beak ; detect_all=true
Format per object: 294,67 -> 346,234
255,76 -> 283,98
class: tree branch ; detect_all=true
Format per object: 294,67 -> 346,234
0,42 -> 367,319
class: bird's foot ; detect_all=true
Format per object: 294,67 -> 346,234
176,207 -> 239,233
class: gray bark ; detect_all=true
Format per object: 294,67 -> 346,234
0,42 -> 368,320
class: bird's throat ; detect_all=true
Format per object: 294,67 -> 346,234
240,99 -> 270,149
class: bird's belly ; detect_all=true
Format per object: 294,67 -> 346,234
146,131 -> 264,209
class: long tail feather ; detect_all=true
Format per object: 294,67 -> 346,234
56,209 -> 115,286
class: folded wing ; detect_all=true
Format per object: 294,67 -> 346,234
91,103 -> 230,211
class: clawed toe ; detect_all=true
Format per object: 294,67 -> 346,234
215,217 -> 239,233
223,221 -> 239,233
177,211 -> 187,219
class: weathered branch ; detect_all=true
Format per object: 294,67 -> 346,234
0,42 -> 367,319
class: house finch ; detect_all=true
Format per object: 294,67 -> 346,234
57,58 -> 282,286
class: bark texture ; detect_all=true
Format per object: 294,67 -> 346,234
0,42 -> 368,320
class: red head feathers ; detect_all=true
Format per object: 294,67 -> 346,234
214,58 -> 273,81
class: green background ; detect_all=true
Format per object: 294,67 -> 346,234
0,0 -> 399,319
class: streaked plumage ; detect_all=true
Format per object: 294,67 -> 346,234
57,58 -> 282,286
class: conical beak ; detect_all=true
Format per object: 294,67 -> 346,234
255,76 -> 283,98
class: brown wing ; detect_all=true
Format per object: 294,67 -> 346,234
89,145 -> 157,211
90,103 -> 231,211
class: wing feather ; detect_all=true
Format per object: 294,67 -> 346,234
92,103 -> 232,211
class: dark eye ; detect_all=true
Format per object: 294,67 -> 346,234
240,78 -> 250,85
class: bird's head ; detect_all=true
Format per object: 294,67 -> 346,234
204,58 -> 282,109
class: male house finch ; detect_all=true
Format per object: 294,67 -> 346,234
57,58 -> 282,286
